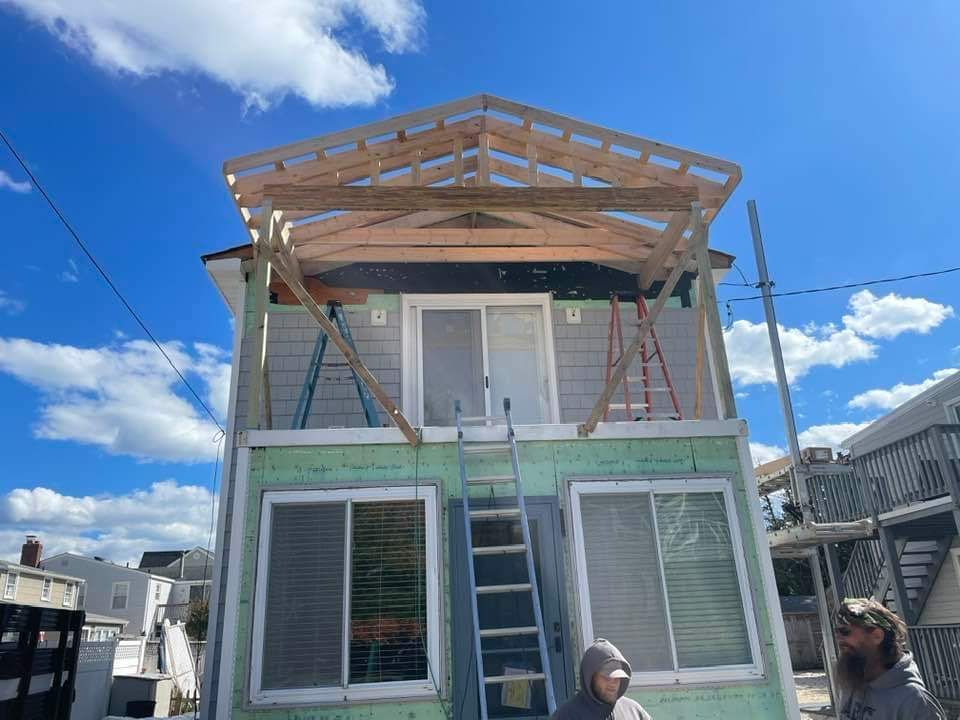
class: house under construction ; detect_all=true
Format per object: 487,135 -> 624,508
199,94 -> 799,720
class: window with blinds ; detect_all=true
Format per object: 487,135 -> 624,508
253,487 -> 438,703
572,479 -> 760,684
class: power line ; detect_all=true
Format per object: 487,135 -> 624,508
0,128 -> 224,434
723,265 -> 960,303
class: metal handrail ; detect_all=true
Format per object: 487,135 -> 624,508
909,624 -> 960,702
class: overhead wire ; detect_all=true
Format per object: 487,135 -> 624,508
0,128 -> 224,435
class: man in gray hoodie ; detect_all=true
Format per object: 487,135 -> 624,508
550,639 -> 651,719
834,598 -> 945,719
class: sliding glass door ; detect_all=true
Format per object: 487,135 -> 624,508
405,295 -> 559,427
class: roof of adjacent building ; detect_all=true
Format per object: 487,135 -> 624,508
138,550 -> 187,569
83,612 -> 129,628
0,559 -> 85,583
843,369 -> 960,450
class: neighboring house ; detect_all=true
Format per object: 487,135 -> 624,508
82,612 -> 128,641
39,553 -> 174,637
199,96 -> 797,720
139,547 -> 214,620
765,369 -> 960,712
0,535 -> 83,611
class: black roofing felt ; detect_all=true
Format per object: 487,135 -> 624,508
138,550 -> 186,569
314,263 -> 694,305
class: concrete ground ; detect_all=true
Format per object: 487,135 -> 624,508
794,670 -> 831,719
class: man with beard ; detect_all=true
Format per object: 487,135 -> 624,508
834,598 -> 945,719
550,638 -> 651,719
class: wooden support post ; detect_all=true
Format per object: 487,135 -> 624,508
369,158 -> 381,185
262,358 -> 273,430
579,207 -> 699,436
693,209 -> 738,419
571,159 -> 582,186
246,203 -> 274,430
694,299 -> 706,419
454,137 -> 464,185
878,524 -> 913,625
527,143 -> 538,186
411,151 -> 422,185
478,133 -> 490,185
264,244 -> 420,446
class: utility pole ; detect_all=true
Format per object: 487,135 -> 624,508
748,200 -> 839,717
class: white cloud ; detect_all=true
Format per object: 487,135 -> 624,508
0,480 -> 216,566
4,0 -> 426,110
848,368 -> 959,411
0,290 -> 26,315
842,290 -> 954,339
724,319 -> 876,386
750,441 -> 787,466
0,337 -> 229,463
0,169 -> 31,193
60,258 -> 79,283
798,421 -> 874,451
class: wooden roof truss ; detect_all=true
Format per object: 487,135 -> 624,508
227,95 -> 741,443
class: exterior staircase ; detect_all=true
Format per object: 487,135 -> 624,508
842,536 -> 953,623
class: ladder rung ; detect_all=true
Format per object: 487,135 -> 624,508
466,475 -> 516,485
643,413 -> 682,419
623,382 -> 673,391
476,583 -> 532,594
479,626 -> 539,638
461,415 -> 507,423
473,544 -> 527,555
484,673 -> 545,684
463,443 -> 512,455
608,403 -> 647,410
469,508 -> 521,519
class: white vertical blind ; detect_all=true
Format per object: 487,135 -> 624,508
654,492 -> 752,667
580,493 -> 673,671
262,503 -> 345,690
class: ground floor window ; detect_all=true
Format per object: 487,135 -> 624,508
251,486 -> 440,704
569,478 -> 762,685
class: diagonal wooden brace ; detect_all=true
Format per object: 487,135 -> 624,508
579,204 -> 702,436
261,223 -> 420,446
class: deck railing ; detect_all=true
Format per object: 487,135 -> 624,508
910,624 -> 960,702
857,425 -> 960,516
802,465 -> 866,523
798,425 -> 960,523
842,537 -> 884,599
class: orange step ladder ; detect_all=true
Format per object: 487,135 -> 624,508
604,295 -> 683,421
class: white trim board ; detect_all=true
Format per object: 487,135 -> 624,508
240,419 -> 748,448
566,476 -> 764,687
878,495 -> 953,522
248,485 -> 441,706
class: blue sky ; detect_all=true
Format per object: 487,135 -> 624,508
0,1 -> 957,562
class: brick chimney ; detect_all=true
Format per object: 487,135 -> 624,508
20,535 -> 42,567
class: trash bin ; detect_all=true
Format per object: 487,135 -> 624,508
126,699 -> 157,718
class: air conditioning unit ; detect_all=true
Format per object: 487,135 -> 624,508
801,447 -> 833,464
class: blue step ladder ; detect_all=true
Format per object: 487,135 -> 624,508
291,301 -> 379,430
455,398 -> 557,719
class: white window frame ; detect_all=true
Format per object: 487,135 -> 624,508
63,582 -> 75,607
40,577 -> 53,602
3,572 -> 18,600
568,477 -> 764,686
400,293 -> 562,426
111,581 -> 130,611
250,485 -> 441,705
154,583 -> 161,601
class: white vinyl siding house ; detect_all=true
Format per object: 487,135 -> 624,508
39,553 -> 173,636
0,561 -> 83,609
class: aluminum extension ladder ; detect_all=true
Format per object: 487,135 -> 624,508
291,301 -> 379,429
604,294 -> 683,421
455,398 -> 557,719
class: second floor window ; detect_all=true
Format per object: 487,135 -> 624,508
41,577 -> 53,601
111,582 -> 130,610
63,582 -> 75,607
3,572 -> 17,600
